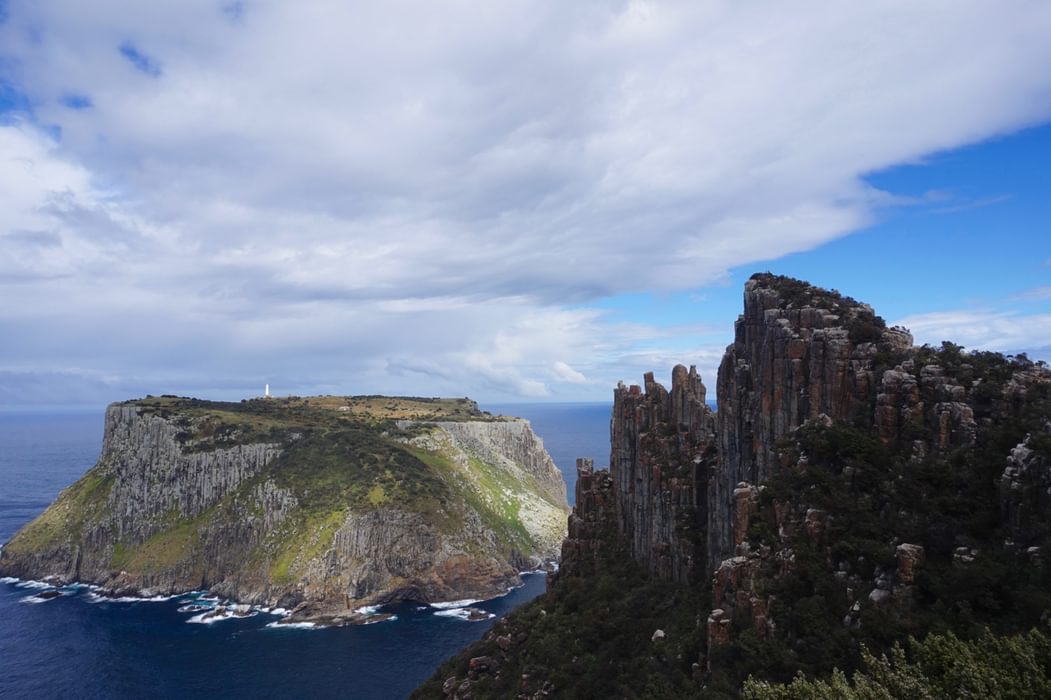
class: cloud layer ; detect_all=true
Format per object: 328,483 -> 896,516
2,1 -> 1051,404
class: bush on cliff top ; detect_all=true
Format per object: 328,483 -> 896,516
744,627 -> 1051,700
749,273 -> 887,344
411,536 -> 715,699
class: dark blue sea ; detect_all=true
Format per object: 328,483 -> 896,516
0,403 -> 610,700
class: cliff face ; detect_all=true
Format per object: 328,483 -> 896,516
609,366 -> 716,583
103,404 -> 284,540
0,396 -> 568,618
555,458 -> 615,580
711,275 -> 914,568
615,274 -> 1051,678
417,273 -> 1051,698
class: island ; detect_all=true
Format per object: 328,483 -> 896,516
0,395 -> 569,623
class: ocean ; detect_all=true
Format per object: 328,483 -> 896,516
0,403 -> 611,700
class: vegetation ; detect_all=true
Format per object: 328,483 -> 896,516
407,446 -> 539,557
4,469 -> 113,554
744,628 -> 1051,699
727,344 -> 1051,686
268,508 -> 348,585
109,510 -> 207,573
267,426 -> 453,514
749,272 -> 887,343
411,535 -> 714,699
128,394 -> 499,452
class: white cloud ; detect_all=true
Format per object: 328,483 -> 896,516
2,1 -> 1051,402
893,310 -> 1051,358
551,361 -> 587,385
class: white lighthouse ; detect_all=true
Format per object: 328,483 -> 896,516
265,383 -> 270,398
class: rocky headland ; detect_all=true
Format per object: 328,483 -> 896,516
0,395 -> 568,622
415,273 -> 1051,698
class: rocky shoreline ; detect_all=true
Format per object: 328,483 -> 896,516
2,563 -> 556,626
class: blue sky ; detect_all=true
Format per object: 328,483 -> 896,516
1,2 -> 1050,409
593,122 -> 1051,368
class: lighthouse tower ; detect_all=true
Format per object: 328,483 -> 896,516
265,383 -> 271,398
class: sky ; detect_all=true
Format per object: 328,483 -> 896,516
1,1 -> 1050,410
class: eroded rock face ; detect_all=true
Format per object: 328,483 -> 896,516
425,420 -> 568,509
876,366 -> 923,444
896,543 -> 926,585
712,275 -> 908,567
555,459 -> 617,581
1001,423 -> 1051,539
610,365 -> 716,583
708,554 -> 772,667
102,405 -> 284,538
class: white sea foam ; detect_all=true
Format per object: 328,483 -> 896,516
353,604 -> 382,615
264,620 -> 317,630
429,598 -> 481,610
1,576 -> 20,584
185,605 -> 257,624
20,593 -> 56,604
172,591 -> 205,602
86,592 -> 179,604
361,614 -> 398,624
134,595 -> 179,602
523,563 -> 554,575
433,608 -> 495,621
61,582 -> 97,591
254,605 -> 288,616
186,610 -> 231,624
15,580 -> 53,590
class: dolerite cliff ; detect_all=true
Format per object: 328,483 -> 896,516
609,366 -> 716,583
0,395 -> 568,621
415,273 -> 1051,699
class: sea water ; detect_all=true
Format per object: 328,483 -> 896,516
0,403 -> 610,699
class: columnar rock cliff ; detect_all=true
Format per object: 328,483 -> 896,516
555,458 -> 617,581
417,273 -> 1051,698
610,366 -> 716,583
710,276 -> 913,567
0,396 -> 568,619
104,404 -> 284,538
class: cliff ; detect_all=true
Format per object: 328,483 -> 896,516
414,273 -> 1051,698
0,395 -> 568,619
712,275 -> 912,568
609,366 -> 716,583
